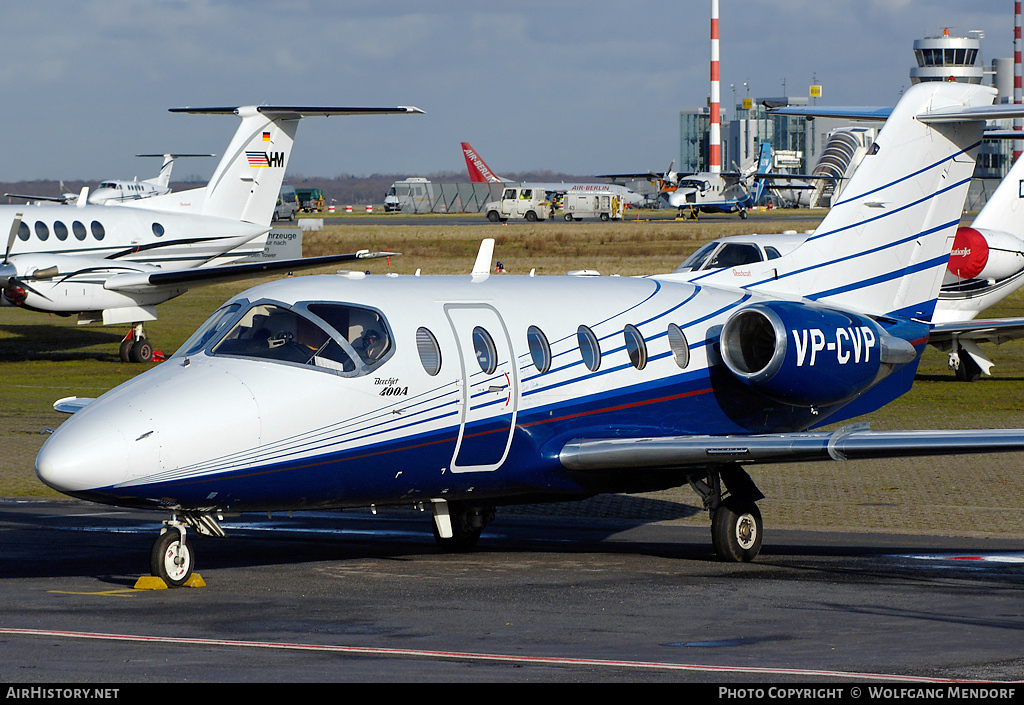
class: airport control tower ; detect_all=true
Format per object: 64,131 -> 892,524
910,28 -> 984,84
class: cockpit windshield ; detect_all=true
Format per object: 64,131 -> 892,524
187,300 -> 393,376
678,179 -> 709,191
674,241 -> 719,272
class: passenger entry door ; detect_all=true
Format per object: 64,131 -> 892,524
444,303 -> 518,472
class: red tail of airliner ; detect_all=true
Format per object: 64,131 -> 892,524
461,142 -> 505,182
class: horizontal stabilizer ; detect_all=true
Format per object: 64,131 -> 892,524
104,250 -> 398,292
560,426 -> 1024,471
169,106 -> 424,117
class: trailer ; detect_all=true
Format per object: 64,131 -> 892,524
559,192 -> 624,221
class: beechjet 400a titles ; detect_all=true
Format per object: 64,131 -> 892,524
37,83 -> 1024,586
0,105 -> 421,361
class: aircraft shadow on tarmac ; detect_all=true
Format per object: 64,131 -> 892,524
2,498 -> 1023,589
0,323 -> 123,361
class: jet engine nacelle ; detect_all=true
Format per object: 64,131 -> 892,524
945,226 -> 1024,283
719,301 -> 916,407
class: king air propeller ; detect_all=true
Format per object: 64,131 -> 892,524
0,213 -> 50,306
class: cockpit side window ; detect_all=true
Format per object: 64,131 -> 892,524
211,303 -> 358,374
706,243 -> 763,269
305,303 -> 392,369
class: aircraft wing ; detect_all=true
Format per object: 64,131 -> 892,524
595,172 -> 663,180
929,317 -> 1024,346
4,193 -> 70,203
771,104 -> 1024,123
103,250 -> 398,293
559,425 -> 1024,471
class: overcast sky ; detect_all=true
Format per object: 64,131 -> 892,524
0,1 -> 1011,182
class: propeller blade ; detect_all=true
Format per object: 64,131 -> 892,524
4,212 -> 23,264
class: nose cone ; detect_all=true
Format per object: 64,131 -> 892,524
36,416 -> 131,495
35,358 -> 262,507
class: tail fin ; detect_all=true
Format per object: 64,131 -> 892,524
751,142 -> 772,204
141,106 -> 422,225
135,153 -> 216,190
708,82 -> 999,321
461,142 -> 505,183
151,154 -> 175,190
968,150 -> 1024,236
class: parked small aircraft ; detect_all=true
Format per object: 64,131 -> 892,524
0,105 -> 421,361
4,154 -> 214,206
461,142 -> 646,207
36,83 -> 1024,586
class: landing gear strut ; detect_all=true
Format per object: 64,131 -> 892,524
689,465 -> 765,562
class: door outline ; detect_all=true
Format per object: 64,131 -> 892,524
444,302 -> 518,473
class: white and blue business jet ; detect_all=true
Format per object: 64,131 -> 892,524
37,82 -> 1024,586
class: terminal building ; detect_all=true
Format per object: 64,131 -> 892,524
680,28 -> 1017,210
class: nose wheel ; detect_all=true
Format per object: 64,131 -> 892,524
150,527 -> 195,587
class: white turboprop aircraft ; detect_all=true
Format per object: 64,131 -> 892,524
89,153 -> 215,205
4,154 -> 214,206
0,105 -> 422,361
461,142 -> 646,207
36,83 -> 1024,586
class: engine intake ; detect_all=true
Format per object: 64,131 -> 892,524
720,301 -> 916,407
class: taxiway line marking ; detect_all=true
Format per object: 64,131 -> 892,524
0,627 -> 961,682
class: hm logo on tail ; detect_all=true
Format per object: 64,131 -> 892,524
246,151 -> 286,168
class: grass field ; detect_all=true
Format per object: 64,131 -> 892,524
3,209 -> 1022,537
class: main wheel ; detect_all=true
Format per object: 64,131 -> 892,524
150,529 -> 195,587
119,337 -> 134,363
711,499 -> 763,562
129,338 -> 153,363
739,209 -> 748,219
432,503 -> 490,552
432,519 -> 482,552
954,347 -> 982,382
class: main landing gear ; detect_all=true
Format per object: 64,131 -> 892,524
689,465 -> 765,562
119,323 -> 162,364
430,500 -> 494,552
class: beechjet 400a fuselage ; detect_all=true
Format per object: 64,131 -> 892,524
36,83 -> 1024,586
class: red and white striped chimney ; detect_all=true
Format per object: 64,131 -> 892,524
1015,1 -> 1022,159
709,0 -> 721,174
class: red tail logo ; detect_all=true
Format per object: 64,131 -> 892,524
461,142 -> 503,183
